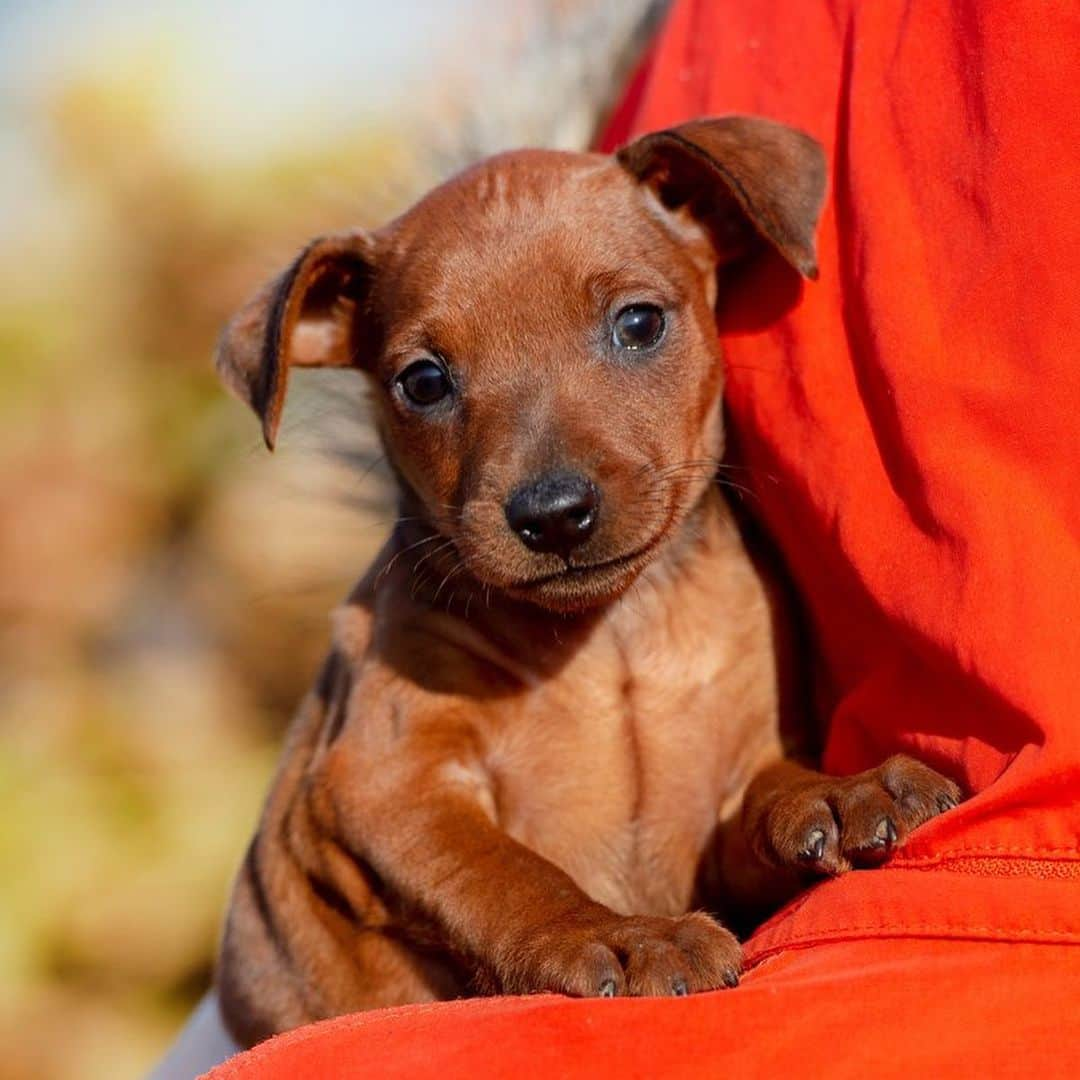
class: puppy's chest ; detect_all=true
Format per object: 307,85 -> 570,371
488,559 -> 776,916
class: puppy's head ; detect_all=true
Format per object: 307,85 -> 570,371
217,116 -> 825,612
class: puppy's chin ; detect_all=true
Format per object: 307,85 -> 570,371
504,568 -> 638,613
498,544 -> 661,614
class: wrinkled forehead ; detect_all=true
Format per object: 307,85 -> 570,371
369,151 -> 690,353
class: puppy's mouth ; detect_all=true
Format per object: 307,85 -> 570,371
512,537 -> 660,590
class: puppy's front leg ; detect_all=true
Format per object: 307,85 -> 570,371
324,709 -> 742,998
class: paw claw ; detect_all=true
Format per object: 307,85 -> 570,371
672,978 -> 688,996
722,969 -> 740,989
598,978 -> 617,998
799,827 -> 827,861
874,817 -> 898,846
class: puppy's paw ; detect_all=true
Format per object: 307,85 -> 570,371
761,754 -> 962,876
500,909 -> 741,998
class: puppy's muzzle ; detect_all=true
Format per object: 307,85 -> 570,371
504,470 -> 599,558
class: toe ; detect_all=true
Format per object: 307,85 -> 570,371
879,755 -> 964,830
569,941 -> 625,998
799,826 -> 828,862
766,798 -> 843,874
834,781 -> 906,863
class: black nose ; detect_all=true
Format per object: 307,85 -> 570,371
505,470 -> 599,557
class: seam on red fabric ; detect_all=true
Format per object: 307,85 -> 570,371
896,858 -> 1080,879
895,845 -> 1080,861
745,924 -> 1080,969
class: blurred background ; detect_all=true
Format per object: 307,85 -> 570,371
0,2 -> 658,1076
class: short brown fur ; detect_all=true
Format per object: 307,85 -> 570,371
214,117 -> 961,1047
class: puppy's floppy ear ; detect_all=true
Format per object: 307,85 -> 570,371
617,115 -> 827,279
215,231 -> 376,449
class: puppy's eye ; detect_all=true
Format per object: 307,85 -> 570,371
613,304 -> 665,351
396,359 -> 452,408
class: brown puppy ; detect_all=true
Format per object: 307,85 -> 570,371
214,116 -> 961,1047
